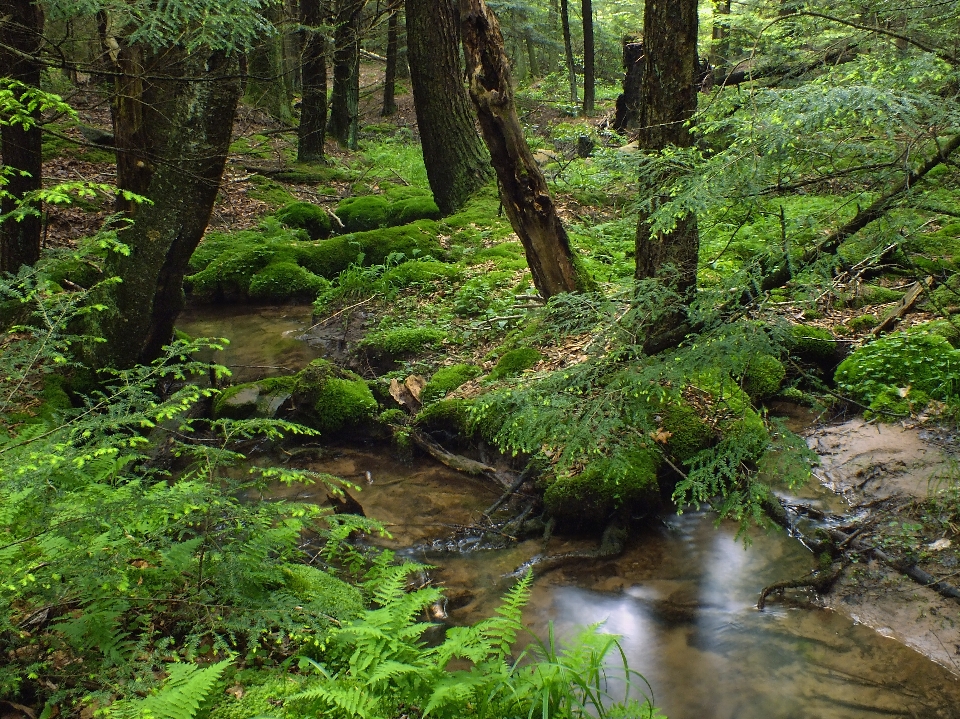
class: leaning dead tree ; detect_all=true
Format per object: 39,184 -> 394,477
459,0 -> 588,300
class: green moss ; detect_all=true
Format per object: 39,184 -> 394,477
336,195 -> 392,232
293,221 -> 443,277
275,202 -> 333,240
741,354 -> 786,400
422,364 -> 482,404
378,408 -> 407,424
208,672 -> 310,719
293,359 -> 377,432
248,262 -> 330,301
489,347 -> 541,380
361,326 -> 445,357
662,403 -> 713,462
414,398 -> 474,434
846,314 -> 878,331
788,324 -> 836,363
380,260 -> 461,288
391,196 -> 441,224
865,386 -> 931,421
543,448 -> 660,527
187,244 -> 276,300
247,174 -> 298,208
835,329 -> 960,405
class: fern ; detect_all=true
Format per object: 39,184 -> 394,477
108,660 -> 231,719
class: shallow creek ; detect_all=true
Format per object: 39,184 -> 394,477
180,306 -> 960,718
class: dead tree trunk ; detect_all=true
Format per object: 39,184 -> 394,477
613,37 -> 643,133
0,0 -> 44,272
298,0 -> 328,160
407,0 -> 491,214
460,0 -> 586,299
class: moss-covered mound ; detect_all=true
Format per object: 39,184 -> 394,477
213,376 -> 296,420
360,325 -> 446,361
543,448 -> 661,527
788,324 -> 836,364
336,190 -> 440,233
275,202 -> 333,240
741,354 -> 786,400
489,347 -> 541,380
835,327 -> 960,417
293,359 -> 378,433
662,403 -> 714,462
186,220 -> 443,302
414,398 -> 474,435
422,364 -> 482,404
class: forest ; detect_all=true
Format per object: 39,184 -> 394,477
2,0 -> 960,716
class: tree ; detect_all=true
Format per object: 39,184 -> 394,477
460,0 -> 586,299
559,0 -> 577,105
406,0 -> 491,215
298,0 -> 329,160
381,0 -> 400,117
581,0 -> 595,115
328,0 -> 366,149
634,0 -> 700,328
0,0 -> 45,273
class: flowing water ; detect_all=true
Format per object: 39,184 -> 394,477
180,305 -> 960,719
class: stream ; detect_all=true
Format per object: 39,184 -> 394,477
179,305 -> 960,719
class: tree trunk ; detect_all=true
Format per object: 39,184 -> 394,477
581,0 -> 594,115
635,0 -> 700,320
613,38 -> 643,133
298,0 -> 328,161
406,0 -> 491,214
381,3 -> 399,116
92,53 -> 243,369
246,4 -> 292,125
460,0 -> 585,299
524,29 -> 539,79
328,0 -> 365,149
559,0 -> 577,105
711,0 -> 731,67
0,0 -> 44,272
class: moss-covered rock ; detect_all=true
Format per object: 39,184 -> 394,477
392,196 -> 441,225
662,403 -> 714,462
213,376 -> 296,420
336,193 -> 441,233
360,326 -> 445,359
414,398 -> 474,435
788,324 -> 836,364
865,386 -> 930,421
489,347 -> 541,380
741,354 -> 786,400
846,314 -> 878,331
422,364 -> 482,404
293,359 -> 377,432
275,202 -> 333,240
543,448 -> 660,527
248,262 -> 330,301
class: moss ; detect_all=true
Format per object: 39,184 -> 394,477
280,563 -> 363,620
293,359 -> 377,432
248,262 -> 330,301
378,408 -> 407,424
391,196 -> 441,224
380,259 -> 461,288
543,448 -> 660,527
208,672 -> 310,719
724,409 -> 770,458
213,376 -> 296,420
849,284 -> 904,308
187,239 -> 277,301
293,221 -> 443,277
414,398 -> 473,434
361,326 -> 445,357
275,202 -> 333,240
788,324 -> 836,363
247,174 -> 298,207
741,354 -> 786,400
422,364 -> 482,404
336,195 -> 392,232
662,403 -> 713,462
865,386 -> 930,421
922,319 -> 960,348
846,314 -> 878,331
489,347 -> 541,380
37,374 -> 72,422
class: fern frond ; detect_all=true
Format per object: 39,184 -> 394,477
109,659 -> 230,719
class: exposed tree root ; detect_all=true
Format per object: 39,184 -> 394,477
758,562 -> 845,610
510,515 -> 628,577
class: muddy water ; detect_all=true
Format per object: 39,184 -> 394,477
273,446 -> 960,719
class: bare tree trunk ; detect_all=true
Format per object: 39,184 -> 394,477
711,0 -> 731,67
381,2 -> 399,116
635,0 -> 700,341
0,0 -> 44,272
246,4 -> 292,124
298,0 -> 328,160
524,29 -> 539,79
613,37 -> 643,133
559,0 -> 577,105
328,0 -> 365,149
407,0 -> 491,214
460,0 -> 586,299
91,53 -> 243,368
581,0 -> 594,115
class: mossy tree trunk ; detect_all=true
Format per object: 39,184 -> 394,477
328,0 -> 365,149
0,0 -> 44,272
381,1 -> 399,117
407,0 -> 491,215
634,0 -> 700,314
460,0 -> 585,299
246,4 -> 292,124
559,0 -> 577,104
298,0 -> 328,161
581,0 -> 594,115
91,52 -> 242,369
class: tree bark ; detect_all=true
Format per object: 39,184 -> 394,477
406,0 -> 491,215
246,3 -> 292,124
298,0 -> 328,161
581,0 -> 594,115
559,0 -> 577,104
381,2 -> 399,116
460,0 -> 585,299
635,0 -> 700,307
711,0 -> 731,67
91,53 -> 243,368
524,29 -> 539,79
613,38 -> 643,133
0,0 -> 44,272
328,0 -> 365,149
